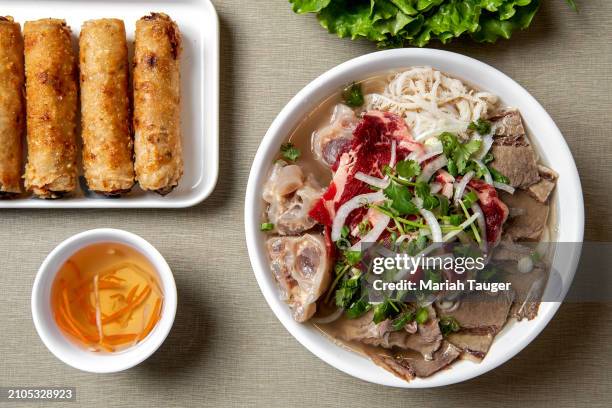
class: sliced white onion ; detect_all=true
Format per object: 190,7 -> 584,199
417,144 -> 444,163
355,172 -> 390,189
350,214 -> 390,251
442,213 -> 479,242
395,234 -> 417,244
420,208 -> 442,242
429,182 -> 442,195
435,299 -> 461,312
471,203 -> 488,252
332,191 -> 385,242
418,155 -> 448,182
311,307 -> 344,324
493,181 -> 515,194
389,140 -> 397,169
517,256 -> 534,274
473,159 -> 493,185
477,133 -> 494,160
453,171 -> 474,204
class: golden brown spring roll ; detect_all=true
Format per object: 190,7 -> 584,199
133,13 -> 183,195
23,19 -> 78,198
0,17 -> 25,196
80,19 -> 134,195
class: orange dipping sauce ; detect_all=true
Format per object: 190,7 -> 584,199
51,242 -> 164,353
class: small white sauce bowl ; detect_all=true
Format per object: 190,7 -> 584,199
31,228 -> 177,373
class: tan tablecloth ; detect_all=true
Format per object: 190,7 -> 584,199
1,1 -> 611,406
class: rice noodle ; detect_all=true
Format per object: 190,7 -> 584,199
454,171 -> 474,204
418,155 -> 448,182
493,181 -> 515,194
332,191 -> 385,241
355,172 -> 390,189
364,67 -> 498,141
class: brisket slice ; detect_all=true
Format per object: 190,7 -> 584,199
447,331 -> 495,361
488,109 -> 540,188
437,291 -> 514,335
367,341 -> 461,381
500,190 -> 549,241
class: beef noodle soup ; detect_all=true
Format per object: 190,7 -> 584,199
260,67 -> 557,382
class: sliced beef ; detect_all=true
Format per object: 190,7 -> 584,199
492,240 -> 534,262
503,266 -> 547,321
488,109 -> 540,188
490,145 -> 540,188
328,306 -> 442,360
447,331 -> 494,361
468,179 -> 509,245
309,111 -> 423,226
398,306 -> 443,360
437,291 -> 514,335
367,341 -> 461,381
500,190 -> 549,241
527,165 -> 558,203
489,108 -> 527,144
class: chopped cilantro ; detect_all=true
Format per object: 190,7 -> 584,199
396,159 -> 421,179
488,166 -> 510,184
415,181 -> 439,210
280,142 -> 301,162
392,312 -> 415,331
439,132 -> 482,174
342,82 -> 364,107
439,316 -> 461,336
468,118 -> 492,135
383,181 -> 419,215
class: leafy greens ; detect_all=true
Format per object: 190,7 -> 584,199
288,0 -> 575,48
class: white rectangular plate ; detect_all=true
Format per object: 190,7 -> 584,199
0,0 -> 219,208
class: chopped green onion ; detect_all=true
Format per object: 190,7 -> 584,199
260,222 -> 274,231
415,307 -> 429,324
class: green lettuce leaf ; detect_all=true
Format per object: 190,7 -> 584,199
289,0 -> 551,47
289,0 -> 332,13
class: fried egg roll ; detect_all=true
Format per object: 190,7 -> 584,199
0,17 -> 25,196
24,19 -> 78,198
80,19 -> 134,195
133,13 -> 183,195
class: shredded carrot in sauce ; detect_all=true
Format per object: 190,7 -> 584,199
51,243 -> 164,353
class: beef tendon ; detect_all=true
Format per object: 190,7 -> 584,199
133,13 -> 183,195
23,19 -> 78,198
80,18 -> 134,195
0,16 -> 25,196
